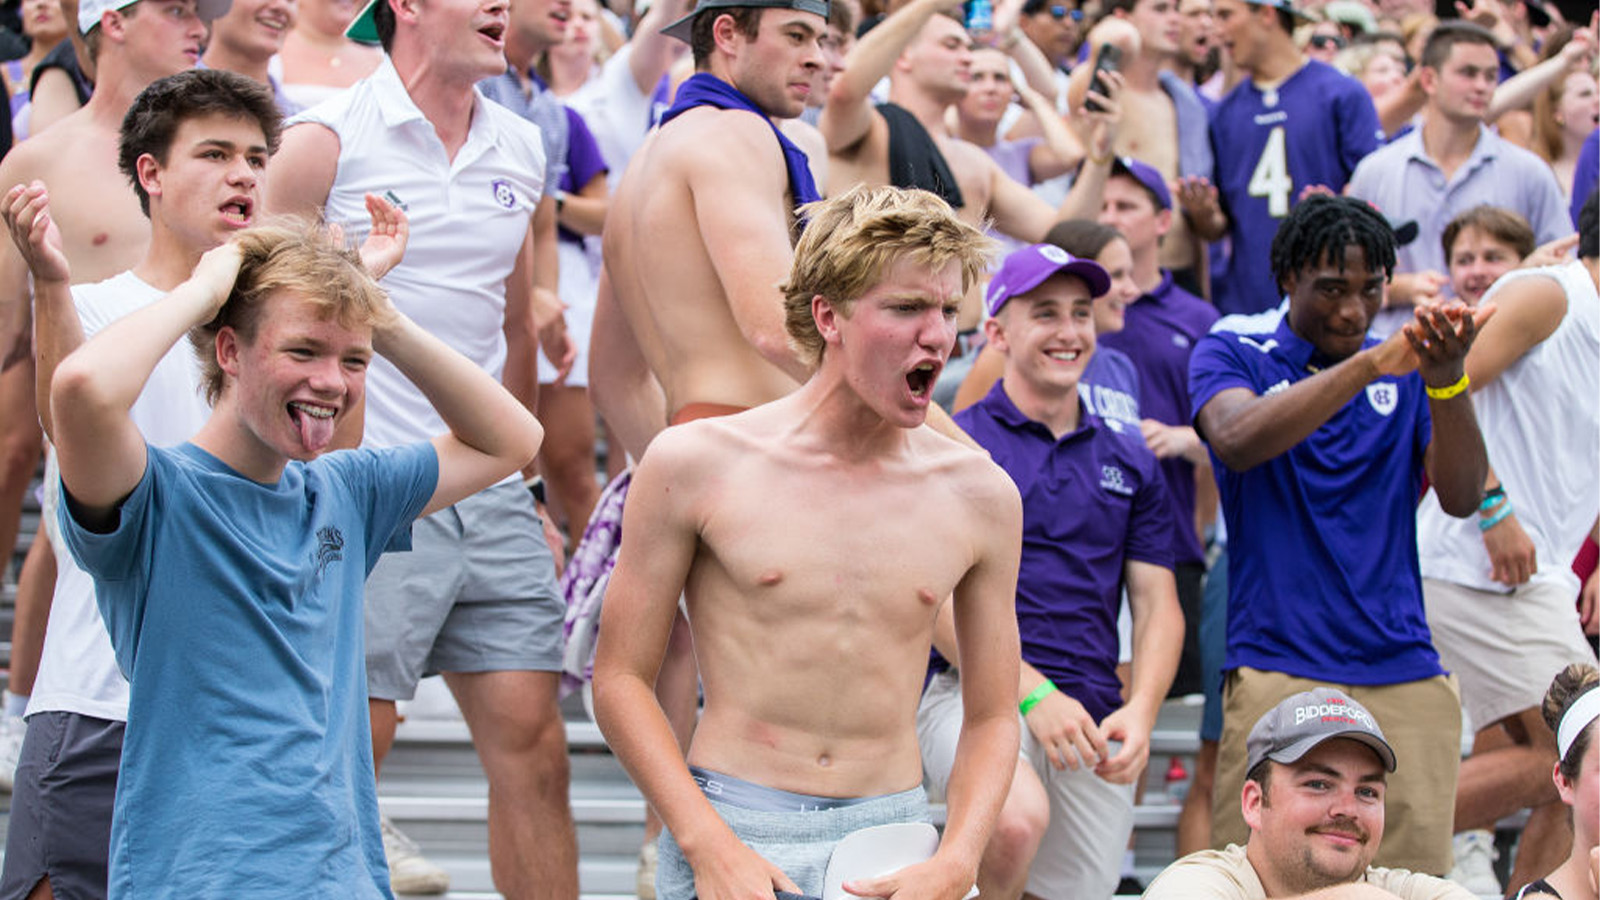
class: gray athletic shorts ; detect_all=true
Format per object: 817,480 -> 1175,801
656,773 -> 930,900
0,711 -> 123,900
366,480 -> 564,700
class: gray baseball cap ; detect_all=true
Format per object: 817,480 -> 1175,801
661,0 -> 830,43
1246,687 -> 1397,775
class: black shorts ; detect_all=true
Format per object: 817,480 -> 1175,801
0,711 -> 123,900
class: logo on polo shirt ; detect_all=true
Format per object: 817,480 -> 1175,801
491,179 -> 517,210
1237,335 -> 1279,355
1100,465 -> 1133,496
1366,382 -> 1398,416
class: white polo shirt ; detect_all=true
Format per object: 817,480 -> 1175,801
290,57 -> 547,448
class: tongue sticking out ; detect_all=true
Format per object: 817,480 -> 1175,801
290,405 -> 336,454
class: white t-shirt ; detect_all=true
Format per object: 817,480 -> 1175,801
30,271 -> 210,721
290,57 -> 546,449
567,44 -> 659,192
1142,844 -> 1477,900
1417,260 -> 1600,596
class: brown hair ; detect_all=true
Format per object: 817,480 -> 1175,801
1440,205 -> 1535,262
1544,663 -> 1599,782
691,6 -> 764,67
189,219 -> 396,405
782,185 -> 992,366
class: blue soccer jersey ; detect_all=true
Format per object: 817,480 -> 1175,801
1211,60 -> 1384,315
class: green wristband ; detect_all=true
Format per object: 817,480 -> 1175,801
1020,680 -> 1058,716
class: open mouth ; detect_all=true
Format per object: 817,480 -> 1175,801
288,400 -> 337,454
478,21 -> 506,42
906,362 -> 939,399
1046,349 -> 1081,363
220,197 -> 254,227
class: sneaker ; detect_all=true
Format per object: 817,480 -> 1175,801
1447,829 -> 1500,897
0,713 -> 25,793
637,840 -> 658,900
381,815 -> 450,895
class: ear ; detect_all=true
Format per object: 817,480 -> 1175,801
216,326 -> 244,385
136,153 -> 163,205
1240,777 -> 1265,833
1154,206 -> 1174,238
391,0 -> 420,28
100,6 -> 127,40
812,294 -> 842,346
1417,64 -> 1438,97
1553,759 -> 1576,805
983,313 -> 1009,355
712,11 -> 746,56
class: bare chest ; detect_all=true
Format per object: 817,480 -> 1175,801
40,158 -> 149,282
1115,91 -> 1179,176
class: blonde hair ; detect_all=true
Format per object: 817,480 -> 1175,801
781,185 -> 994,367
189,218 -> 396,405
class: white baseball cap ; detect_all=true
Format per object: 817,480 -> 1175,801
79,0 -> 233,36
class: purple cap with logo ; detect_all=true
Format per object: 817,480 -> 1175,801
986,244 -> 1111,317
1246,686 -> 1398,775
1111,157 -> 1172,210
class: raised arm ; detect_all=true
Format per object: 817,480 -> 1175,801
50,244 -> 243,528
1414,303 -> 1491,517
819,0 -> 951,153
376,294 -> 544,517
2,182 -> 73,438
265,122 -> 340,218
628,0 -> 694,95
593,432 -> 805,900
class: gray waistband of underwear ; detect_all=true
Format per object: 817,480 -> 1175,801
688,766 -> 875,813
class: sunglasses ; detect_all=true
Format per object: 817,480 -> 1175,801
1047,5 -> 1084,20
1309,34 -> 1347,50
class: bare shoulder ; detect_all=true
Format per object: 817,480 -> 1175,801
634,415 -> 746,482
0,112 -> 91,186
666,108 -> 786,176
910,426 -> 1022,525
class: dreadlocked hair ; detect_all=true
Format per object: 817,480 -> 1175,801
1270,195 -> 1397,294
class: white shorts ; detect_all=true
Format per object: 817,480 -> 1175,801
916,669 -> 1133,898
1423,576 -> 1596,729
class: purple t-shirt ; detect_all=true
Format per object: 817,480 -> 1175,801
1099,272 -> 1219,565
953,382 -> 1175,721
1080,344 -> 1142,434
558,107 -> 608,245
1210,60 -> 1383,315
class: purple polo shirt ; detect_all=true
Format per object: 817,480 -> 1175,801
952,381 -> 1176,721
1100,272 -> 1219,565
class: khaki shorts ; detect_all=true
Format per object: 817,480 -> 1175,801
917,669 -> 1134,898
1423,577 -> 1596,731
1210,667 -> 1460,876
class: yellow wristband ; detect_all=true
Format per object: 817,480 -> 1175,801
1087,149 -> 1113,166
1425,373 -> 1469,400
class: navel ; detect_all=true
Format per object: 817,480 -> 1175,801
817,754 -> 832,768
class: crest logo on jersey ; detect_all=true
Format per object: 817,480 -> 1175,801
491,179 -> 517,209
1366,382 -> 1398,416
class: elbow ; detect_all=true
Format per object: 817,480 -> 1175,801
1437,481 -> 1486,519
1202,432 -> 1258,472
519,412 -> 545,471
49,353 -> 106,423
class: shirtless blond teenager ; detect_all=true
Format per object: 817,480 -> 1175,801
0,0 -> 221,791
593,185 -> 1023,900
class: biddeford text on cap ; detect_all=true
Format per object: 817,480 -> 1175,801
1246,686 -> 1398,776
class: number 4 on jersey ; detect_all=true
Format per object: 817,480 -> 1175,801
1248,126 -> 1292,218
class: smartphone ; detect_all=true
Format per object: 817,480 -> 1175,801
1085,43 -> 1122,112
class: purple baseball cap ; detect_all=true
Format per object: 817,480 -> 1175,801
986,244 -> 1111,317
1246,687 -> 1398,775
1111,157 -> 1172,210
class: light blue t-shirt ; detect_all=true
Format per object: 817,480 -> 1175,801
62,441 -> 438,899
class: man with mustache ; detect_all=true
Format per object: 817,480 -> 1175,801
1143,688 -> 1477,899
